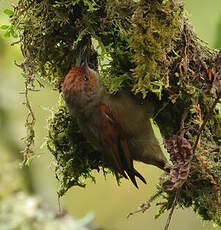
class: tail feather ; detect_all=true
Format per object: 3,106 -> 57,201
120,139 -> 146,188
134,168 -> 147,184
126,170 -> 139,188
125,168 -> 147,188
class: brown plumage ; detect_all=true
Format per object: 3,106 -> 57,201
63,56 -> 168,188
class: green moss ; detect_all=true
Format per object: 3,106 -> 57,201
11,0 -> 137,194
47,98 -> 116,197
9,0 -> 220,226
160,143 -> 221,226
129,0 -> 183,99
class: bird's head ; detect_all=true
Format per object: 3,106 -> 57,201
63,48 -> 98,102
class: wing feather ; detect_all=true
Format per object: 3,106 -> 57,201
99,103 -> 146,188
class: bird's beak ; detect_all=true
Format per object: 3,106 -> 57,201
80,47 -> 90,80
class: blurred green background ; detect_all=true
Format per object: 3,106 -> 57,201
0,1 -> 220,229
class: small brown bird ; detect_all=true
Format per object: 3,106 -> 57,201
63,51 -> 168,188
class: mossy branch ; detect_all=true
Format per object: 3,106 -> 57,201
9,0 -> 221,228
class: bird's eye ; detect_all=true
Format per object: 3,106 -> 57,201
83,75 -> 89,81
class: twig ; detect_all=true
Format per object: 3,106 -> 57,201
153,101 -> 169,120
15,61 -> 36,165
163,92 -> 220,230
164,189 -> 181,230
11,39 -> 21,46
127,191 -> 162,218
179,108 -> 189,136
22,77 -> 36,165
192,94 -> 220,154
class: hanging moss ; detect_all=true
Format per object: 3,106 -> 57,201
47,98 -> 119,197
11,0 -> 137,192
8,0 -> 220,226
129,0 -> 183,99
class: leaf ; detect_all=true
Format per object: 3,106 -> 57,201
0,25 -> 9,30
83,0 -> 98,12
11,28 -> 18,38
3,9 -> 14,17
4,30 -> 11,38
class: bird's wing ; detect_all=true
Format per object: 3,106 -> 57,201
99,103 -> 146,188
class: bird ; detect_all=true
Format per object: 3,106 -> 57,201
63,49 -> 168,188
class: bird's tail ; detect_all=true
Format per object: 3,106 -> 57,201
126,167 -> 147,188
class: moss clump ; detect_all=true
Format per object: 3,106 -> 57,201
150,118 -> 221,226
13,0 -> 109,87
47,99 -> 116,197
12,0 -> 138,189
10,0 -> 220,226
12,0 -> 136,89
98,0 -> 136,93
130,0 -> 183,99
158,136 -> 221,226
